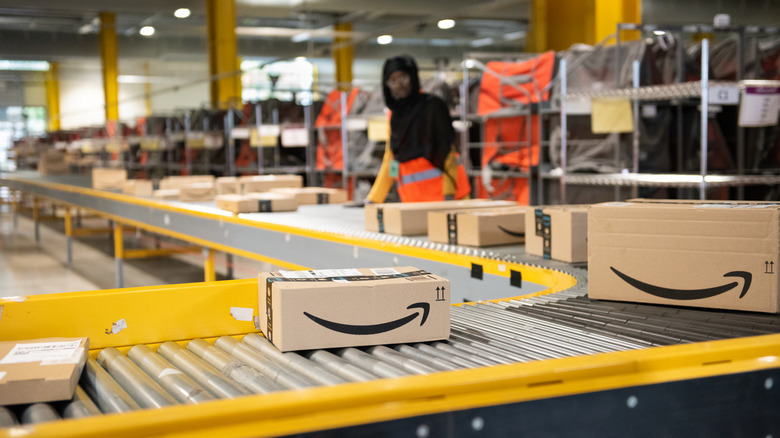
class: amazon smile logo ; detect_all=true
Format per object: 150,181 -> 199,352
303,302 -> 430,335
610,267 -> 752,300
497,225 -> 524,238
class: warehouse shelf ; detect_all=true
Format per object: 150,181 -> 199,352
560,172 -> 780,188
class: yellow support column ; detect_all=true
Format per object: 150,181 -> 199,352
206,0 -> 241,110
332,22 -> 353,91
144,61 -> 152,116
45,61 -> 61,131
528,0 -> 641,52
65,208 -> 73,266
204,248 -> 216,282
100,12 -> 119,123
114,222 -> 125,288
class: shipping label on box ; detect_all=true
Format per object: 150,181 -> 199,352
259,267 -> 450,352
524,205 -> 588,262
0,337 -> 89,405
365,200 -> 518,236
588,201 -> 780,313
428,207 -> 525,246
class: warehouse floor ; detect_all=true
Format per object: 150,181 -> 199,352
0,204 -> 277,297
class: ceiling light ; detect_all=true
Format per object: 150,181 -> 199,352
437,19 -> 455,30
504,30 -> 526,41
653,30 -> 666,36
377,34 -> 393,45
139,26 -> 155,37
174,8 -> 191,19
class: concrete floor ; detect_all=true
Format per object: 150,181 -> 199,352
0,202 -> 278,297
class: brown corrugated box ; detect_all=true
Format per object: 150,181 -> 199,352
589,200 -> 780,313
38,151 -> 69,176
215,194 -> 258,214
122,179 -> 153,197
245,192 -> 299,212
0,337 -> 89,406
524,205 -> 588,262
179,182 -> 216,202
241,175 -> 303,193
153,189 -> 180,200
92,168 -> 127,190
216,177 -> 241,195
259,267 -> 450,352
365,200 -> 517,236
428,206 -> 525,246
159,175 -> 215,190
269,187 -> 348,205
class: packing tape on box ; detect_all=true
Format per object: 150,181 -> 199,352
542,214 -> 551,260
317,193 -> 330,204
447,213 -> 458,245
258,200 -> 273,212
377,207 -> 385,233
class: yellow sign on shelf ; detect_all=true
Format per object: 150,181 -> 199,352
591,98 -> 634,134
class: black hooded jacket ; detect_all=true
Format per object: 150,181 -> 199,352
382,55 -> 454,170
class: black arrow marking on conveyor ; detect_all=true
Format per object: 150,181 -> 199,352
497,225 -> 524,238
303,302 -> 430,335
610,267 -> 752,300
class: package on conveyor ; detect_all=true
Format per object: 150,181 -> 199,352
240,174 -> 303,194
158,175 -> 215,191
122,179 -> 153,197
589,200 -> 780,313
524,205 -> 588,263
179,182 -> 216,202
38,150 -> 70,176
216,192 -> 298,213
215,176 -> 241,195
259,267 -> 450,352
0,337 -> 89,406
92,168 -> 127,190
365,199 -> 518,236
427,206 -> 526,246
153,189 -> 180,200
244,192 -> 298,212
269,187 -> 347,205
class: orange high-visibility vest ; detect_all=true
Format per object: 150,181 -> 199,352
396,155 -> 471,202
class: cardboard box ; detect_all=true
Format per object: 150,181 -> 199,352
216,177 -> 241,195
153,189 -> 180,200
92,168 -> 127,190
159,175 -> 215,190
38,151 -> 69,176
0,337 -> 89,405
216,194 -> 258,214
241,175 -> 303,193
588,200 -> 780,313
122,179 -> 153,197
428,206 -> 525,246
179,182 -> 216,202
245,192 -> 299,212
269,187 -> 348,205
524,205 -> 588,262
365,200 -> 517,236
259,267 -> 450,352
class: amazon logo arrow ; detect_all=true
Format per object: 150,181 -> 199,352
303,302 -> 430,335
610,267 -> 752,301
497,225 -> 524,238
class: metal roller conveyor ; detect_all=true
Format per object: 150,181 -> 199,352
157,342 -> 250,399
213,337 -> 317,389
186,339 -> 284,394
306,350 -> 379,382
20,403 -> 60,425
241,334 -> 348,385
126,345 -> 215,404
0,407 -> 18,427
80,357 -> 140,413
61,387 -> 102,419
96,348 -> 178,409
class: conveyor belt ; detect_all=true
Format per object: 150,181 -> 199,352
4,286 -> 780,428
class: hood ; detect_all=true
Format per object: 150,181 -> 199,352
382,55 -> 422,111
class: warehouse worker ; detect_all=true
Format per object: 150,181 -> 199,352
365,55 -> 470,203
